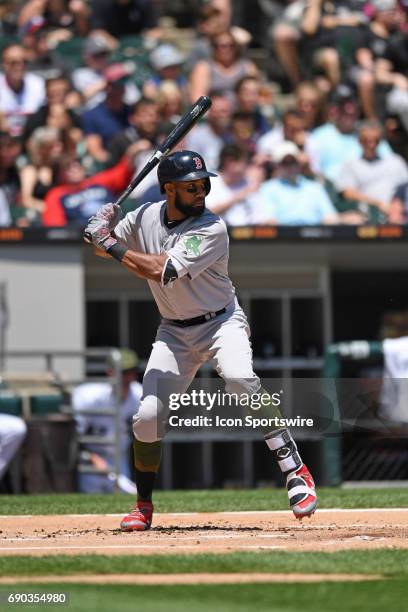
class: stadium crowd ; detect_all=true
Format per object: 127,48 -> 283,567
0,0 -> 407,228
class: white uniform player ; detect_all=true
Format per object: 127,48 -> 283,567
85,150 -> 317,531
0,414 -> 27,482
72,349 -> 142,493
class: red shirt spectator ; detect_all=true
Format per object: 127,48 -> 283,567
42,155 -> 134,226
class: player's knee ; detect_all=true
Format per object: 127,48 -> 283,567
132,396 -> 163,443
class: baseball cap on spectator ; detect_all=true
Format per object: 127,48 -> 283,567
103,63 -> 133,86
150,44 -> 184,71
84,35 -> 111,56
331,84 -> 355,105
271,141 -> 300,164
108,349 -> 139,372
371,0 -> 397,10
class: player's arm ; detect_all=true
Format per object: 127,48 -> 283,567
85,203 -> 167,282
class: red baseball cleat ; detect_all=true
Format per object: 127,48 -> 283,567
286,464 -> 317,519
120,501 -> 154,532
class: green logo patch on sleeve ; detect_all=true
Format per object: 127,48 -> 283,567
184,235 -> 202,257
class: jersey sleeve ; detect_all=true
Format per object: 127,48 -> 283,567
113,209 -> 140,251
165,221 -> 228,280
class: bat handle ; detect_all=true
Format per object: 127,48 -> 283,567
83,232 -> 93,244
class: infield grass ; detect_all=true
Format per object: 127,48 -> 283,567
1,549 -> 408,578
5,581 -> 408,612
1,487 -> 408,515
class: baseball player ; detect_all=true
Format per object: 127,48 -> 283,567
72,349 -> 142,494
0,413 -> 27,483
85,150 -> 317,531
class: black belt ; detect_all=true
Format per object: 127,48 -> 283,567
170,308 -> 226,327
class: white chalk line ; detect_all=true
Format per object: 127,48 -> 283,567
0,544 -> 283,552
1,508 -> 407,519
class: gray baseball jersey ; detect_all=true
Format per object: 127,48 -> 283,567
114,200 -> 236,320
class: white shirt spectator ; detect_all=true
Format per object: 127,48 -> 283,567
336,155 -> 408,203
185,124 -> 226,173
72,67 -> 140,110
206,174 -> 256,226
0,72 -> 45,135
0,190 -> 11,227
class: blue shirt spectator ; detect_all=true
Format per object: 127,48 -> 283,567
307,122 -> 392,182
255,141 -> 339,225
82,64 -> 132,164
83,101 -> 131,149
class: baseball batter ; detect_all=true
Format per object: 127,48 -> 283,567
85,150 -> 317,531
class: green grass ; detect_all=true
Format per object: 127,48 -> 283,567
1,550 -> 407,578
4,582 -> 408,612
1,487 -> 407,515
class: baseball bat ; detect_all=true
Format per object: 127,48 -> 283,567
84,95 -> 212,243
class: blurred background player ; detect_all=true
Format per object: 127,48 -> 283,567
0,413 -> 27,484
72,348 -> 142,494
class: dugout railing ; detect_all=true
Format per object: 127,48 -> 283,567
0,349 -> 124,493
322,341 -> 408,484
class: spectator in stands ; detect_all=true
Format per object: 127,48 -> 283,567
0,130 -> 22,226
20,17 -> 69,81
185,90 -> 233,172
295,81 -> 325,131
72,349 -> 142,494
108,97 -> 162,200
0,44 -> 46,137
19,126 -> 63,219
389,181 -> 408,223
0,414 -> 27,483
23,74 -> 81,141
189,30 -> 258,102
301,0 -> 367,90
42,141 -> 139,226
18,0 -> 89,39
88,0 -> 161,41
257,108 -> 308,157
307,87 -> 392,181
230,111 -> 258,155
72,34 -> 140,110
335,121 -> 408,219
143,44 -> 186,99
234,76 -> 271,137
352,0 -> 401,119
82,63 -> 133,164
270,0 -> 306,88
186,3 -> 251,71
374,3 -> 408,133
0,1 -> 19,37
206,143 -> 265,226
156,81 -> 183,127
109,97 -> 161,164
255,141 -> 341,225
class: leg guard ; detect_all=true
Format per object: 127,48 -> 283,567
264,428 -> 302,474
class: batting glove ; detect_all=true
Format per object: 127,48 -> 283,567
85,203 -> 122,251
85,216 -> 117,251
94,202 -> 122,228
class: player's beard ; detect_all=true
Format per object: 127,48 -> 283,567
174,194 -> 205,217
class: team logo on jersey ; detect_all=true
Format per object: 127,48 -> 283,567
193,156 -> 203,170
184,235 -> 202,256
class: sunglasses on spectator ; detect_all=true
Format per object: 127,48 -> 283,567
280,157 -> 299,166
4,58 -> 27,65
214,42 -> 235,49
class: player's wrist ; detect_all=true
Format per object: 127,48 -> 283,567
106,241 -> 128,262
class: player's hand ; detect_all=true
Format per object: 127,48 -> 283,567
85,216 -> 118,251
95,202 -> 122,228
